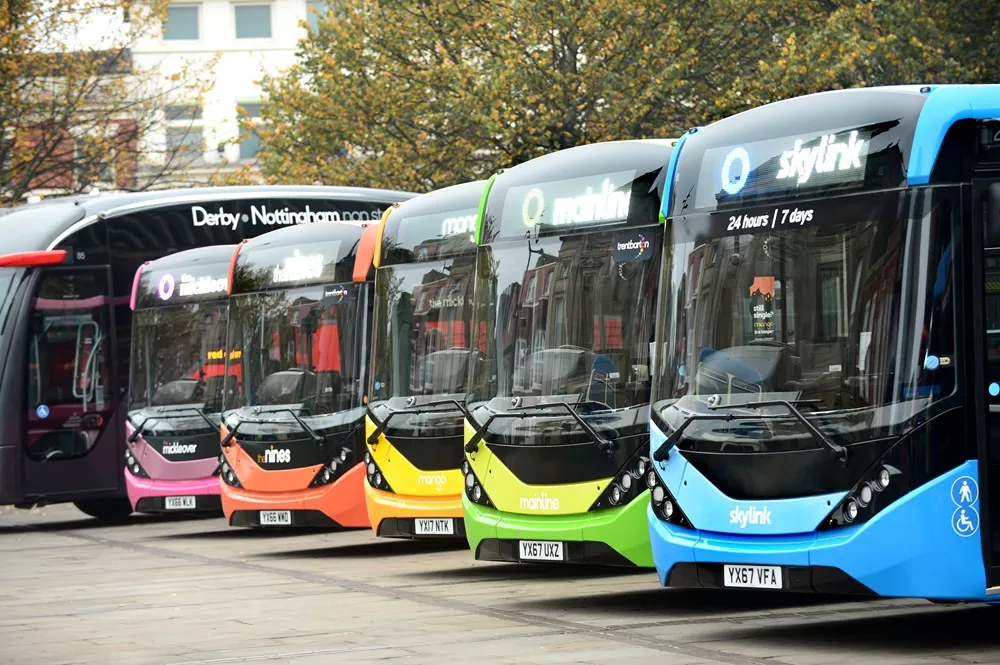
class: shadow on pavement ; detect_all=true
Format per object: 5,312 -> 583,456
0,511 -> 222,534
511,586 -> 852,616
253,538 -> 468,559
400,561 -> 653,582
144,524 -> 343,540
728,603 -> 1000,652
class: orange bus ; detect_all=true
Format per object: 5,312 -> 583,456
218,220 -> 384,527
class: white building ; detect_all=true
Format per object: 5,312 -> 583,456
133,0 -> 326,181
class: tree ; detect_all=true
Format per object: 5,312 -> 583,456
735,0 -> 1000,110
239,0 -> 998,193
235,0 -> 812,191
0,0 -> 211,204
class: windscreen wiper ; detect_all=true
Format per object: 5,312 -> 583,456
220,408 -> 323,448
128,407 -> 219,443
366,399 -> 470,446
464,401 -> 618,457
651,399 -> 846,463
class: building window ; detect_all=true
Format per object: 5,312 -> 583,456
306,0 -> 326,31
237,102 -> 263,160
166,127 -> 204,158
165,104 -> 202,122
235,4 -> 272,39
239,131 -> 261,160
164,104 -> 204,164
164,5 -> 200,40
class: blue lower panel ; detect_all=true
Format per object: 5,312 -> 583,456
649,461 -> 987,601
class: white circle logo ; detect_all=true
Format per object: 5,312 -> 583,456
521,188 -> 544,227
157,273 -> 175,300
721,147 -> 751,196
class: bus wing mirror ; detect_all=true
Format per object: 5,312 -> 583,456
987,183 -> 1000,247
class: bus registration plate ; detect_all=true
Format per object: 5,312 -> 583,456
164,496 -> 196,510
259,510 -> 292,526
415,518 -> 454,535
723,564 -> 782,589
519,540 -> 563,561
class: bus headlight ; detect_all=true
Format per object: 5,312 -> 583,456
463,459 -> 494,508
220,461 -> 243,488
875,467 -> 891,491
588,446 -> 651,511
364,454 -> 394,493
309,453 -> 351,488
821,463 -> 903,530
647,463 -> 691,528
124,449 -> 150,479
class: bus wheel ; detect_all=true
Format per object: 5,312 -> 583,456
73,499 -> 133,522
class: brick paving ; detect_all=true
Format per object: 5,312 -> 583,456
0,504 -> 995,665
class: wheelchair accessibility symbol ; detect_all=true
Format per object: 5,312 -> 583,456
952,506 -> 980,537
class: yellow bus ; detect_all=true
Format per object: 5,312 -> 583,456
364,180 -> 486,538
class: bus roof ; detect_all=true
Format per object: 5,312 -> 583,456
477,139 -> 675,245
376,180 -> 485,268
228,220 -> 380,295
132,244 -> 238,311
0,185 -> 418,257
662,84 -> 1000,218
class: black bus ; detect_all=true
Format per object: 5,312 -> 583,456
0,185 -> 416,519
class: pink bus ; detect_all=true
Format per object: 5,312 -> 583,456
124,244 -> 238,513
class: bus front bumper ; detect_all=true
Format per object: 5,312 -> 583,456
364,482 -> 465,538
463,492 -> 653,567
125,472 -> 221,514
648,461 -> 988,601
220,462 -> 369,528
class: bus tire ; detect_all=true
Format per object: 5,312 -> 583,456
73,499 -> 133,522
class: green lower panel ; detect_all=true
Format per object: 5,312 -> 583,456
463,490 -> 654,568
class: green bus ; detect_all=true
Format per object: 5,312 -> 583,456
462,139 -> 675,565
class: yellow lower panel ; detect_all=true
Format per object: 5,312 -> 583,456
364,480 -> 463,536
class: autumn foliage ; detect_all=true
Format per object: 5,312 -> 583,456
0,0 -> 210,203
233,0 -> 1000,192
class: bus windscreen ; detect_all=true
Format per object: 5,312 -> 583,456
370,259 -> 476,401
652,189 -> 958,465
225,282 -> 366,432
468,230 -> 660,418
128,302 -> 233,432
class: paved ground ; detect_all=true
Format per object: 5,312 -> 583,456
0,504 -> 997,665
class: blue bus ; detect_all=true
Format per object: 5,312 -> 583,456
648,84 -> 1000,602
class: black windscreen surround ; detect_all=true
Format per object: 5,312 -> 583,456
134,245 -> 236,310
462,140 -> 674,486
229,221 -> 368,294
379,180 -> 484,266
129,247 -> 237,439
369,256 -> 477,402
652,186 -> 963,498
480,139 -> 674,243
366,181 -> 486,457
668,86 -> 929,217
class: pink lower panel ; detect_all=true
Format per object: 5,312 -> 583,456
125,472 -> 221,510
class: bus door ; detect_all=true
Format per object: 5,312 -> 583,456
22,266 -> 120,499
979,179 -> 1000,587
